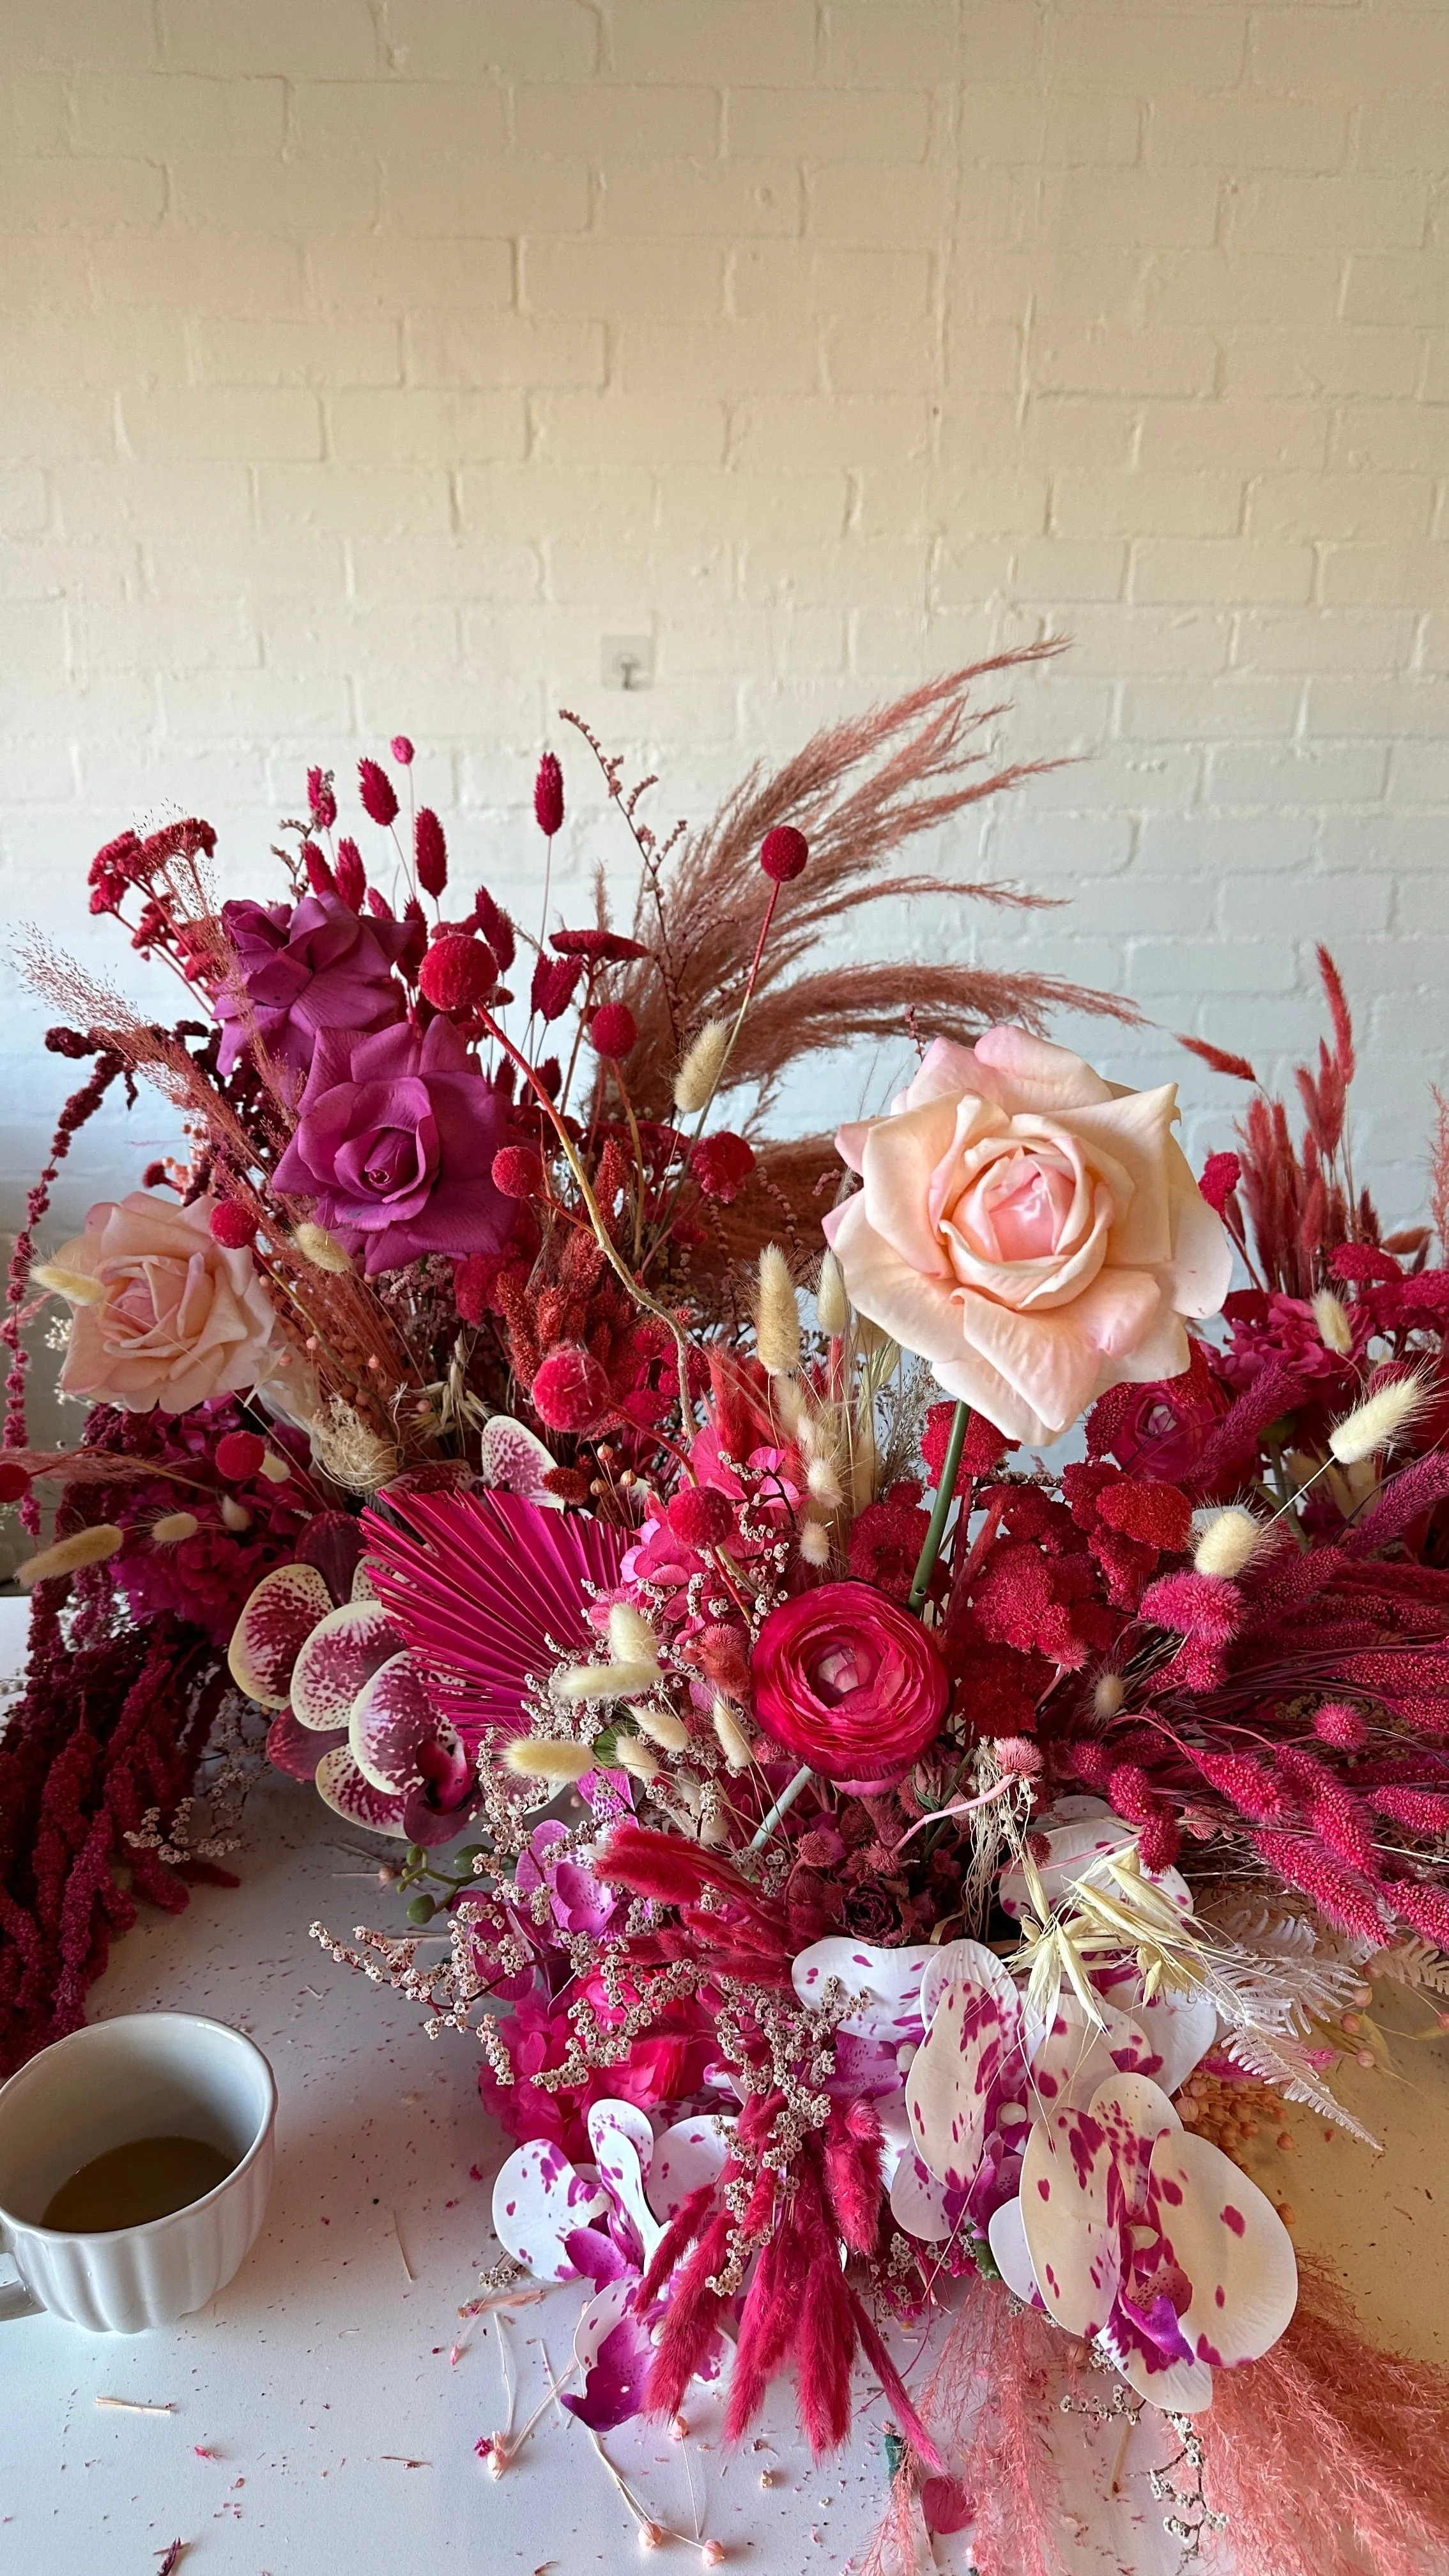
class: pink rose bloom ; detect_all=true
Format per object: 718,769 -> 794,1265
751,1579 -> 949,1786
43,1191 -> 276,1416
272,1016 -> 513,1276
823,1028 -> 1231,1446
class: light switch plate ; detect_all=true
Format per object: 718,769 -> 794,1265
601,634 -> 654,690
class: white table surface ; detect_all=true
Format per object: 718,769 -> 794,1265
1,1590 -> 1441,2576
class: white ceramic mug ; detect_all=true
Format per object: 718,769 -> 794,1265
0,2012 -> 275,2333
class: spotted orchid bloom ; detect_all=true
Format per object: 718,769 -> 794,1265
988,2071 -> 1298,2411
491,2101 -> 732,2430
229,1549 -> 479,1843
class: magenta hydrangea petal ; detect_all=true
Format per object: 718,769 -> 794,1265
312,1743 -> 409,1837
491,2140 -> 609,2283
227,1560 -> 333,1708
291,1597 -> 404,1731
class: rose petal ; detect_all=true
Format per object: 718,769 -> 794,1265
228,1561 -> 334,1707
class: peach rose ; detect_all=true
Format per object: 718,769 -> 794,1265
822,1028 -> 1231,1446
41,1190 -> 276,1416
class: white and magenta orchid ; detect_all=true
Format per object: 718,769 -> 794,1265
491,2101 -> 732,2430
229,1532 -> 480,1844
988,2071 -> 1298,2411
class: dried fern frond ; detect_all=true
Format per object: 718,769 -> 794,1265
613,657 -> 1138,1122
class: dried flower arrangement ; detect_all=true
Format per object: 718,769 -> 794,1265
6,664 -> 1449,2575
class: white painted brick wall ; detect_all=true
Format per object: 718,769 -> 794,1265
3,0 -> 1448,1261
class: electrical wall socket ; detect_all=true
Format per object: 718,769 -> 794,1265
601,634 -> 654,691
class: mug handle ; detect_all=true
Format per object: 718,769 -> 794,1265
0,2238 -> 42,2322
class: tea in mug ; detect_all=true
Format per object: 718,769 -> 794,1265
42,2135 -> 236,2232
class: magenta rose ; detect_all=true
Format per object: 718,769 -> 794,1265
215,891 -> 411,1087
750,1579 -> 949,1786
272,1016 -> 514,1275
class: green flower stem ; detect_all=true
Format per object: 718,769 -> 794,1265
747,1760 -> 815,1853
907,1398 -> 969,1617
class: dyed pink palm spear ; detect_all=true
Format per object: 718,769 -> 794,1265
360,1490 -> 625,1742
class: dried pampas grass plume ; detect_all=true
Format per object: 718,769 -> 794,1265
634,1705 -> 690,1753
1313,1289 -> 1354,1354
1194,1505 -> 1270,1580
615,1735 -> 661,1782
756,1244 -> 801,1377
1329,1374 -> 1431,1468
293,1222 -> 354,1275
815,1250 -> 848,1337
673,1018 -> 732,1117
712,1699 -> 753,1772
18,1524 -> 123,1586
502,1738 -> 594,1786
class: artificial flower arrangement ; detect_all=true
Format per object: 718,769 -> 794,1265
5,659 -> 1449,2576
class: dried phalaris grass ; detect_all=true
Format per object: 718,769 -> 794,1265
755,1244 -> 801,1377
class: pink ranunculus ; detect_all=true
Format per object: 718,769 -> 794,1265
271,1015 -> 514,1276
750,1579 -> 949,1786
44,1192 -> 277,1416
214,892 -> 411,1089
823,1028 -> 1232,1446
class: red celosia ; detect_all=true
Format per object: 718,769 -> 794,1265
922,1400 -> 1008,1489
1198,1151 -> 1242,1214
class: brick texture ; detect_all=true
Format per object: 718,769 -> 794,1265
3,0 -> 1448,1361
